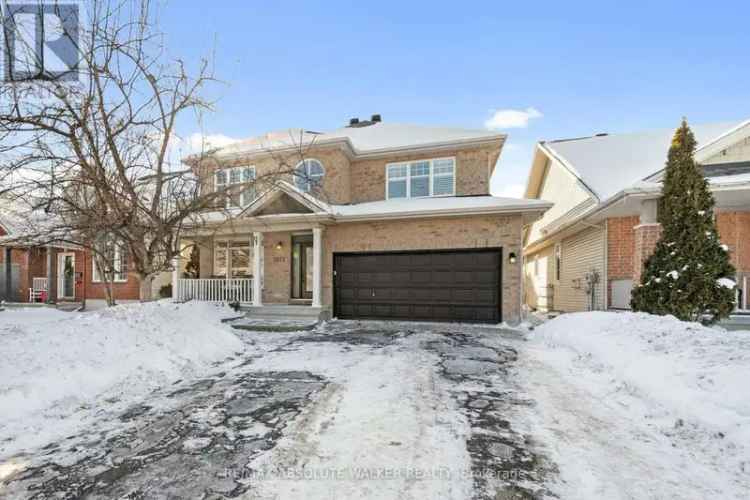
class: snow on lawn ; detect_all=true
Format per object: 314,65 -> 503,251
516,312 -> 750,499
0,301 -> 244,458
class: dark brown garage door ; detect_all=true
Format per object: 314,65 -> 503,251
333,249 -> 502,323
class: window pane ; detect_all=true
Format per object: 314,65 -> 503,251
231,247 -> 250,277
387,164 -> 407,178
388,179 -> 407,198
307,160 -> 324,177
215,170 -> 227,187
410,161 -> 429,176
241,186 -> 256,206
432,175 -> 453,195
229,168 -> 241,184
229,190 -> 242,208
214,247 -> 227,276
411,176 -> 429,197
242,167 -> 255,182
433,159 -> 454,175
295,164 -> 309,192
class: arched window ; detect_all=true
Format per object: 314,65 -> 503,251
294,159 -> 325,193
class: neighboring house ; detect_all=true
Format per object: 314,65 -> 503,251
523,119 -> 750,314
0,216 -> 142,304
175,116 -> 551,323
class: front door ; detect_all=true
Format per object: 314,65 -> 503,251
57,253 -> 76,300
291,235 -> 314,300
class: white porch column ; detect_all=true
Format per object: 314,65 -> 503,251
171,239 -> 180,302
312,226 -> 324,307
252,232 -> 264,306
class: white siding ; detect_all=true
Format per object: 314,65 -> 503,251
704,136 -> 750,164
527,157 -> 596,245
555,226 -> 607,312
524,246 -> 554,311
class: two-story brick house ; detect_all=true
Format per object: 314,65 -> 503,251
174,116 -> 550,323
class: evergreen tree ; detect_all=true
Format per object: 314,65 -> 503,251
631,119 -> 736,324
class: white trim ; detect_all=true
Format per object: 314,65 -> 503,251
293,158 -> 325,193
213,240 -> 251,278
312,227 -> 323,307
739,275 -> 749,312
186,134 -> 506,164
57,252 -> 76,299
385,156 -> 456,200
695,120 -> 750,161
252,232 -> 264,306
240,179 -> 332,217
91,245 -> 128,283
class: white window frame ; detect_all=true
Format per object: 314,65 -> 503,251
385,157 -> 456,200
214,241 -> 251,278
92,245 -> 128,283
214,165 -> 256,208
294,159 -> 325,193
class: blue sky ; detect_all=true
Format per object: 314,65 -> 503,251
160,0 -> 750,197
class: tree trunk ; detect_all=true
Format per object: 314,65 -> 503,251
94,257 -> 116,306
139,274 -> 154,301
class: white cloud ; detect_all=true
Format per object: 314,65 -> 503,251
495,183 -> 525,198
484,107 -> 543,130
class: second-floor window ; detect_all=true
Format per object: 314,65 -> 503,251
294,159 -> 325,193
215,166 -> 256,208
386,157 -> 455,199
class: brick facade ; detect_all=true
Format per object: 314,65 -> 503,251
261,231 -> 293,303
322,214 -> 524,323
349,145 -> 500,203
632,223 -> 663,284
606,211 -> 750,286
606,216 -> 638,304
196,142 -> 502,207
0,246 -> 141,303
716,211 -> 750,273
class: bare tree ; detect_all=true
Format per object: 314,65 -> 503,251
0,0 -> 250,301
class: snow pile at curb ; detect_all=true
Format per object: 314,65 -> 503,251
526,311 -> 750,498
532,312 -> 750,439
0,301 -> 244,456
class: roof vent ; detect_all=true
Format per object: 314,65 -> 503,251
371,114 -> 382,123
349,117 -> 360,126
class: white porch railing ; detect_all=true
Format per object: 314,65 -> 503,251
175,278 -> 253,303
32,277 -> 48,291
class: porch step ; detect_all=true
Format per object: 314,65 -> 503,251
239,304 -> 330,321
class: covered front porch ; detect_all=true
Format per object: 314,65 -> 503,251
1,245 -> 84,304
172,226 -> 326,312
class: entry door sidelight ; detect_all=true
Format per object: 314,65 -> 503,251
291,235 -> 314,300
58,253 -> 76,299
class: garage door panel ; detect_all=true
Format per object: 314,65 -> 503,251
335,249 -> 501,323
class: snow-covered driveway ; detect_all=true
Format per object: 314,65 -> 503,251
1,319 -> 549,499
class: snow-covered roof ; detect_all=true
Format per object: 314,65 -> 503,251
332,195 -> 550,220
541,120 -> 746,202
202,122 -> 505,160
192,195 -> 550,229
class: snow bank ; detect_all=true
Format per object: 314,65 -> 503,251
525,312 -> 750,498
0,302 -> 244,456
532,312 -> 750,439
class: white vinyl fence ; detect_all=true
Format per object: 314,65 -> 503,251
175,278 -> 253,303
